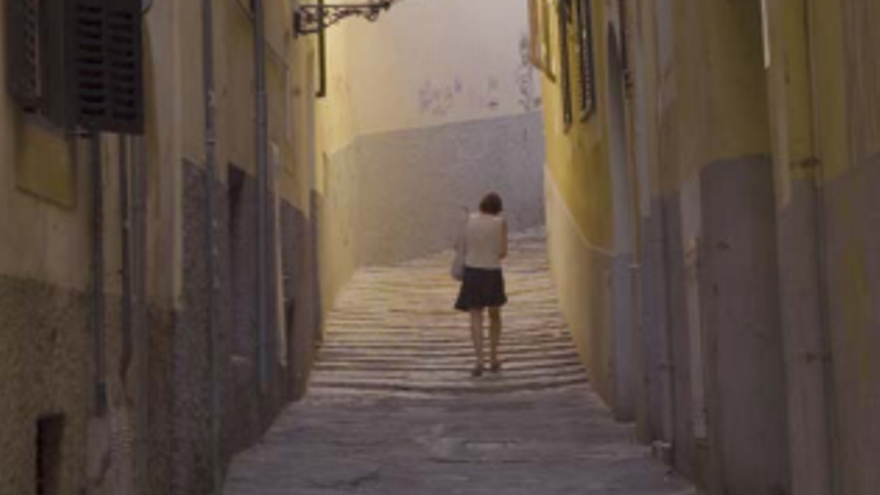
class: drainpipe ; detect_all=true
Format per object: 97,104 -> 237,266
90,134 -> 108,417
316,0 -> 327,98
131,135 -> 149,495
201,0 -> 223,492
254,0 -> 270,395
803,1 -> 837,492
119,136 -> 134,389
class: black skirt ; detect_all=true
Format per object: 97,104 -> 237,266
455,267 -> 508,311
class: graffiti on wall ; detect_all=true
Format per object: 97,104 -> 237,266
418,78 -> 462,117
518,34 -> 543,113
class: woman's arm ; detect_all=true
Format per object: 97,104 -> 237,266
500,218 -> 509,260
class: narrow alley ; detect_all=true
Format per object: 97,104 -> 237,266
223,231 -> 694,495
3,0 -> 879,494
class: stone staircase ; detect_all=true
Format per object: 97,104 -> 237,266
224,229 -> 697,495
307,230 -> 589,398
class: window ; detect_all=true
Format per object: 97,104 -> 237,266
36,415 -> 65,495
558,0 -> 573,129
70,0 -> 144,133
527,0 -> 553,80
6,0 -> 45,112
575,0 -> 597,119
5,0 -> 144,134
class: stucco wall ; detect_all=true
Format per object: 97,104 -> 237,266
315,0 -> 545,312
539,0 -> 625,416
824,153 -> 880,495
765,2 -> 880,494
542,0 -> 791,492
545,171 -> 615,405
0,0 -> 318,492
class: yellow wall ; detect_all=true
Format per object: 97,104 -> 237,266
542,0 -> 613,250
540,0 -> 619,404
314,21 -> 357,315
541,0 -> 775,419
0,0 -> 314,306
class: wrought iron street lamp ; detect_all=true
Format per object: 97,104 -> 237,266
295,0 -> 401,97
294,0 -> 394,36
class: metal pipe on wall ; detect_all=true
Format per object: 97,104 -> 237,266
119,136 -> 134,387
90,134 -> 108,416
131,135 -> 149,495
201,0 -> 223,491
254,0 -> 270,395
316,0 -> 327,98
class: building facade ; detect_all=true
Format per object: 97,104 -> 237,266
0,1 -> 320,494
537,0 -> 879,494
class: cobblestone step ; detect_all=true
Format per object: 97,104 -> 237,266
320,338 -> 576,354
310,233 -> 588,396
223,231 -> 696,495
313,358 -> 585,374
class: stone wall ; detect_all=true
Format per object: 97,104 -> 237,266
0,278 -> 92,495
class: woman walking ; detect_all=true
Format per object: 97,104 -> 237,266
455,193 -> 509,377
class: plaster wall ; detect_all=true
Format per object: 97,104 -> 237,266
542,0 -> 791,492
824,154 -> 880,495
0,0 -> 318,492
539,0 -> 641,418
315,0 -> 545,312
343,0 -> 543,135
764,2 -> 880,494
820,4 -> 880,494
545,171 -> 615,404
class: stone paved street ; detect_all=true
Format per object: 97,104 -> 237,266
223,231 -> 696,495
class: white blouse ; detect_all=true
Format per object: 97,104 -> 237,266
464,212 -> 507,270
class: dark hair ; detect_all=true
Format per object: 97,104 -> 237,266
479,192 -> 503,215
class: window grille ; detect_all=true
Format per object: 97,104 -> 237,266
5,0 -> 144,134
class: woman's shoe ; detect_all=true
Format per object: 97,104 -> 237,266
471,364 -> 484,377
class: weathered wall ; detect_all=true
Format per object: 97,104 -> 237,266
0,0 -> 319,493
542,0 -> 792,493
0,278 -> 92,495
541,0 -> 880,493
819,3 -> 880,494
0,0 -> 130,489
765,1 -> 880,494
646,2 -> 790,493
545,171 -> 615,404
540,0 -> 630,418
315,0 -> 546,313
348,113 -> 544,266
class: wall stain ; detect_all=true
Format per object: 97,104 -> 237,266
486,77 -> 501,110
842,240 -> 873,384
517,34 -> 542,113
418,80 -> 457,117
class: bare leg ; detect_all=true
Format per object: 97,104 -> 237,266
470,309 -> 485,375
489,307 -> 502,371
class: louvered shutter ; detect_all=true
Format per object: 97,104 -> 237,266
6,0 -> 44,111
577,0 -> 596,118
6,0 -> 144,133
68,0 -> 144,134
559,0 -> 573,128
